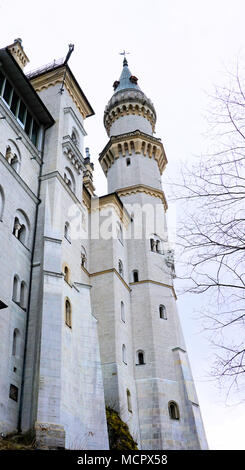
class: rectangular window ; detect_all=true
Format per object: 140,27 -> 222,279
3,79 -> 12,105
0,71 -> 40,148
0,70 -> 5,95
25,111 -> 32,136
18,100 -> 26,125
10,90 -> 19,116
9,384 -> 18,402
31,119 -> 39,146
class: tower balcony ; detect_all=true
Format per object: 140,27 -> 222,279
99,130 -> 167,176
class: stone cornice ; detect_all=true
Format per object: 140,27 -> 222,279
82,188 -> 131,227
30,66 -> 93,119
62,136 -> 84,174
90,268 -> 131,292
129,279 -> 177,299
40,170 -> 83,207
0,152 -> 39,204
99,130 -> 167,176
104,100 -> 156,136
116,184 -> 168,211
91,193 -> 131,227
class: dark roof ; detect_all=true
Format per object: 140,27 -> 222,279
0,47 -> 54,128
26,59 -> 94,118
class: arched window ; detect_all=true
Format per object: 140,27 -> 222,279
156,240 -> 161,253
132,270 -> 139,283
13,210 -> 30,247
150,238 -> 156,252
126,389 -> 132,413
168,401 -> 180,420
65,298 -> 72,328
20,281 -> 27,309
137,350 -> 145,365
0,186 -> 5,220
18,224 -> 26,244
5,144 -> 21,173
122,344 -> 127,364
12,275 -> 20,303
118,259 -> 124,278
5,145 -> 12,162
13,216 -> 21,238
64,265 -> 70,283
64,221 -> 71,243
150,234 -> 163,254
64,167 -> 76,194
11,154 -> 21,172
12,329 -> 20,356
71,129 -> 79,147
159,304 -> 167,320
121,301 -> 125,322
81,245 -> 87,268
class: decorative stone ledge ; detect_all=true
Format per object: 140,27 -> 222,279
99,130 -> 167,176
104,101 -> 156,135
117,184 -> 168,211
104,88 -> 157,136
62,135 -> 84,174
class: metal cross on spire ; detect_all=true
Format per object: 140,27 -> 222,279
119,50 -> 130,66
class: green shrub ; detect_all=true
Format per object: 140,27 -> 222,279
106,407 -> 138,450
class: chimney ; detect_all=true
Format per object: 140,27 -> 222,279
7,38 -> 29,70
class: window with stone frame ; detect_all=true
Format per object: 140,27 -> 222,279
168,401 -> 180,420
65,298 -> 72,328
159,304 -> 167,320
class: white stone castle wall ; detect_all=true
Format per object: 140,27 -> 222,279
110,115 -> 153,137
107,149 -> 162,194
0,97 -> 41,433
20,83 -> 109,449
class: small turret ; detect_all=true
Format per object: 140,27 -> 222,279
83,147 -> 95,195
7,38 -> 29,70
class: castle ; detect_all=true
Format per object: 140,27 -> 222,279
0,39 -> 208,450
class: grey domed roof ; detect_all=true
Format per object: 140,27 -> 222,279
104,58 -> 156,118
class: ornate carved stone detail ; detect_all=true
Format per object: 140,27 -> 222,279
117,184 -> 168,211
104,101 -> 156,136
62,136 -> 84,174
99,130 -> 167,176
7,39 -> 29,70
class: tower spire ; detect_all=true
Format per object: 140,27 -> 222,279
119,50 -> 130,67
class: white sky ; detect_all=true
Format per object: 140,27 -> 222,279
1,0 -> 245,450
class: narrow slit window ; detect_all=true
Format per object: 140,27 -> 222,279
127,389 -> 132,413
159,304 -> 167,320
133,270 -> 139,283
3,79 -> 12,104
168,401 -> 180,420
65,299 -> 72,328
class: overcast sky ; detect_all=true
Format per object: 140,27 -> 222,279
1,0 -> 245,450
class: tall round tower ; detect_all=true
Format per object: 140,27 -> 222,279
100,57 -> 167,194
97,58 -> 208,450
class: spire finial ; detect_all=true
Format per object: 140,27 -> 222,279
119,50 -> 130,66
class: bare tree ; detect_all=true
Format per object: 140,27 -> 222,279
174,63 -> 245,399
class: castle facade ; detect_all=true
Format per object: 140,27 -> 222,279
0,39 -> 208,450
